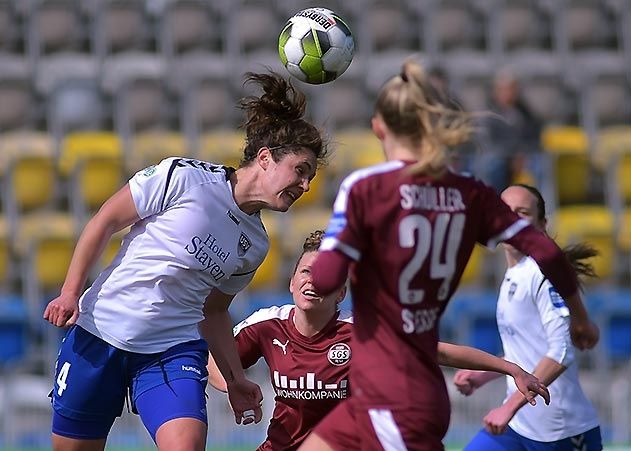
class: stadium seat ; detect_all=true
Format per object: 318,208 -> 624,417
313,70 -> 371,130
169,54 -> 234,144
541,125 -> 589,154
35,54 -> 103,142
551,206 -> 616,281
248,210 -> 283,291
426,0 -> 486,53
448,290 -> 502,355
493,0 -> 552,54
0,1 -> 20,54
226,1 -> 281,56
90,0 -> 150,60
128,130 -> 190,175
97,226 -> 131,273
362,0 -> 420,53
561,1 -> 617,52
101,52 -> 170,138
458,244 -> 486,287
0,294 -> 29,365
26,0 -> 86,60
283,207 -> 332,260
158,0 -> 221,58
593,126 -> 631,171
0,60 -> 34,131
332,128 -> 384,176
198,130 -> 246,168
58,131 -> 122,176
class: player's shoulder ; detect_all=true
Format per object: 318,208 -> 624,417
233,304 -> 293,335
342,160 -> 406,189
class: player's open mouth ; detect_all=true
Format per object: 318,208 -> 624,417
283,190 -> 297,202
302,289 -> 320,300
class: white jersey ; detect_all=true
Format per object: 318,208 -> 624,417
497,256 -> 599,441
76,157 -> 269,353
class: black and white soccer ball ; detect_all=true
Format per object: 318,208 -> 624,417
278,8 -> 355,84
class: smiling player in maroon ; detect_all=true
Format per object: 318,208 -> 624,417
299,60 -> 599,451
209,231 -> 550,451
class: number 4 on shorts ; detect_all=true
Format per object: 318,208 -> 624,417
56,362 -> 71,396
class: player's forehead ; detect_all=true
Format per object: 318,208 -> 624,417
296,250 -> 317,267
281,148 -> 316,172
501,186 -> 537,211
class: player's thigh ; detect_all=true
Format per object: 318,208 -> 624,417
464,428 -> 527,451
51,326 -> 127,439
131,340 -> 209,443
367,405 -> 450,451
155,417 -> 207,451
311,398 -> 361,451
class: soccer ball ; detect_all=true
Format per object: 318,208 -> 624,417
278,8 -> 355,84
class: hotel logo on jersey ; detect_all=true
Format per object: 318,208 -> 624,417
273,371 -> 349,401
184,232 -> 229,281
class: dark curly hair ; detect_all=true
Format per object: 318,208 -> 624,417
238,71 -> 328,168
292,230 -> 324,275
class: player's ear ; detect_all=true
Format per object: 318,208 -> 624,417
257,147 -> 272,169
371,115 -> 386,141
335,285 -> 347,304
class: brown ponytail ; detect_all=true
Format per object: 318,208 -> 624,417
238,71 -> 328,167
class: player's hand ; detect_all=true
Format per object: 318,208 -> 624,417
511,368 -> 550,406
227,377 -> 263,426
483,404 -> 514,435
569,317 -> 599,350
453,370 -> 485,396
43,293 -> 79,328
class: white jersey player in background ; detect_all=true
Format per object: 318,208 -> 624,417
43,72 -> 328,451
454,184 -> 602,451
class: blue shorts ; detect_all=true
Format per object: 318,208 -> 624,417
50,325 -> 209,441
464,426 -> 602,451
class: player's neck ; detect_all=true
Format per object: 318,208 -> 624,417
504,247 -> 525,268
382,135 -> 417,161
293,308 -> 335,338
230,167 -> 264,215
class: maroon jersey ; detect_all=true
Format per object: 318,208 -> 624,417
320,161 -> 530,413
234,305 -> 353,451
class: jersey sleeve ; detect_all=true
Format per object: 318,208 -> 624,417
233,317 -> 263,369
533,277 -> 574,366
129,157 -> 191,219
218,268 -> 260,296
476,182 -> 531,248
320,174 -> 367,261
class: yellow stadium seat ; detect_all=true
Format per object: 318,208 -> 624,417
541,126 -> 589,154
127,131 -> 190,175
551,206 -> 616,281
293,170 -> 328,208
618,208 -> 631,251
98,227 -> 131,271
8,155 -> 56,212
551,152 -> 592,205
459,244 -> 487,287
333,129 -> 384,176
284,207 -> 333,259
612,152 -> 631,206
58,131 -> 122,177
0,131 -> 54,173
198,130 -> 246,169
248,210 -> 283,291
73,156 -> 124,213
594,126 -> 631,171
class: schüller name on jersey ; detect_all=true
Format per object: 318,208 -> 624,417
400,185 -> 466,212
185,233 -> 229,280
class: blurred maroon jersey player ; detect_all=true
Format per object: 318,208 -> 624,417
299,59 -> 599,451
234,305 -> 352,450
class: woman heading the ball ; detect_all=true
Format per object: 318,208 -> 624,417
298,59 -> 599,451
43,72 -> 328,451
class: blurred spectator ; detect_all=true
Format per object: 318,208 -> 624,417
477,69 -> 542,192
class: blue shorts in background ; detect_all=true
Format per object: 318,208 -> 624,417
464,426 -> 602,451
51,325 -> 209,440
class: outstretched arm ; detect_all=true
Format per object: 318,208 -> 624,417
201,290 -> 263,425
438,342 -> 550,406
207,352 -> 228,393
43,184 -> 139,328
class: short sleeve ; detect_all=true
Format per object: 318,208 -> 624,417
534,278 -> 570,325
218,269 -> 259,296
321,174 -> 366,261
233,316 -> 264,368
129,157 -> 187,219
476,182 -> 530,248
